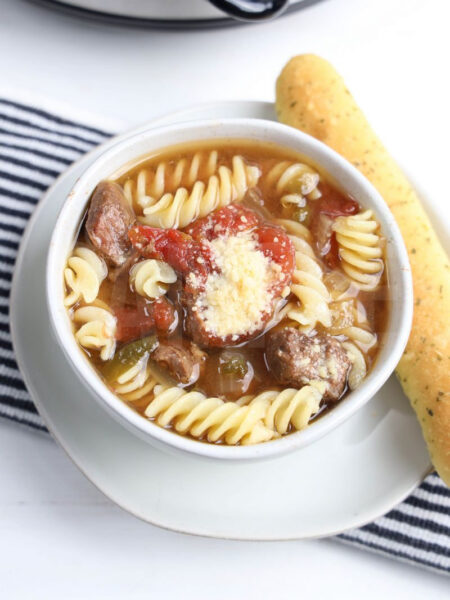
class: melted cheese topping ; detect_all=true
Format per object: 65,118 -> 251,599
192,232 -> 278,338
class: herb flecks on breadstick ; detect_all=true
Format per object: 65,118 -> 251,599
276,54 -> 450,485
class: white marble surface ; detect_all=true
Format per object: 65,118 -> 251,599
0,0 -> 449,596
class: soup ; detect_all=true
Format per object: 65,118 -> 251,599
63,140 -> 389,445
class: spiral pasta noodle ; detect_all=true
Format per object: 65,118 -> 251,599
240,385 -> 323,435
328,294 -> 377,352
275,219 -> 331,330
326,292 -> 374,390
123,151 -> 220,209
64,247 -> 107,307
342,341 -> 367,390
332,210 -> 383,291
113,362 -> 157,401
138,156 -> 261,229
141,382 -> 324,444
130,259 -> 177,300
342,325 -> 376,350
73,305 -> 116,361
266,161 -> 321,207
145,385 -> 274,445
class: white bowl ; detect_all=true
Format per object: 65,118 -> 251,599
46,118 -> 413,461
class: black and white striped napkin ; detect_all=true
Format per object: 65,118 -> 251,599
0,96 -> 448,575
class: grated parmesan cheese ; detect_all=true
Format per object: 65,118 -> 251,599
193,232 -> 277,338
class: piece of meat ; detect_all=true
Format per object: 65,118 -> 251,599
107,250 -> 139,283
86,181 -> 135,266
151,341 -> 206,385
129,205 -> 296,348
265,327 -> 351,402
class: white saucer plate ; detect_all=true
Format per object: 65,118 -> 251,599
10,101 -> 431,540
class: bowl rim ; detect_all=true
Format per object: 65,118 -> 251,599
46,117 -> 413,461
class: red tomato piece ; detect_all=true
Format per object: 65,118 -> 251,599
153,298 -> 177,331
114,297 -> 175,343
185,204 -> 260,241
254,225 -> 295,293
316,185 -> 360,218
255,225 -> 295,270
129,225 -> 214,284
310,187 -> 360,267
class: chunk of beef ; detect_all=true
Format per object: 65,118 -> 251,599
152,341 -> 206,385
265,327 -> 351,402
183,297 -> 214,347
86,181 -> 134,266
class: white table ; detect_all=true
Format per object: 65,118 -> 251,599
1,0 -> 449,597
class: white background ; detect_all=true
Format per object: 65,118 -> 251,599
1,0 -> 449,597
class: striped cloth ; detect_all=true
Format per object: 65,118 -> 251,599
0,96 -> 448,575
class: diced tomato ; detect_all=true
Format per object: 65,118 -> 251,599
129,227 -> 196,271
129,225 -> 214,284
310,186 -> 360,267
316,185 -> 360,218
184,204 -> 295,289
254,225 -> 295,290
153,298 -> 177,331
185,204 -> 260,241
114,297 -> 176,343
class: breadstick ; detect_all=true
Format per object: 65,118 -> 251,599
276,54 -> 450,485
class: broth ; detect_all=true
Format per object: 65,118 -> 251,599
65,140 -> 389,444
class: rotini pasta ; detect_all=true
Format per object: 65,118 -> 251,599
275,218 -> 331,330
342,341 -> 367,390
130,259 -> 177,299
123,151 -> 220,209
266,161 -> 321,206
332,210 -> 383,291
64,247 -> 107,307
73,305 -> 116,361
113,362 -> 157,401
241,385 -> 323,435
328,297 -> 377,351
145,385 -> 275,445
137,156 -> 260,229
142,383 -> 323,443
342,325 -> 377,350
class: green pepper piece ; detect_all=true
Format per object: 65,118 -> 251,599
102,335 -> 159,383
220,354 -> 248,378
